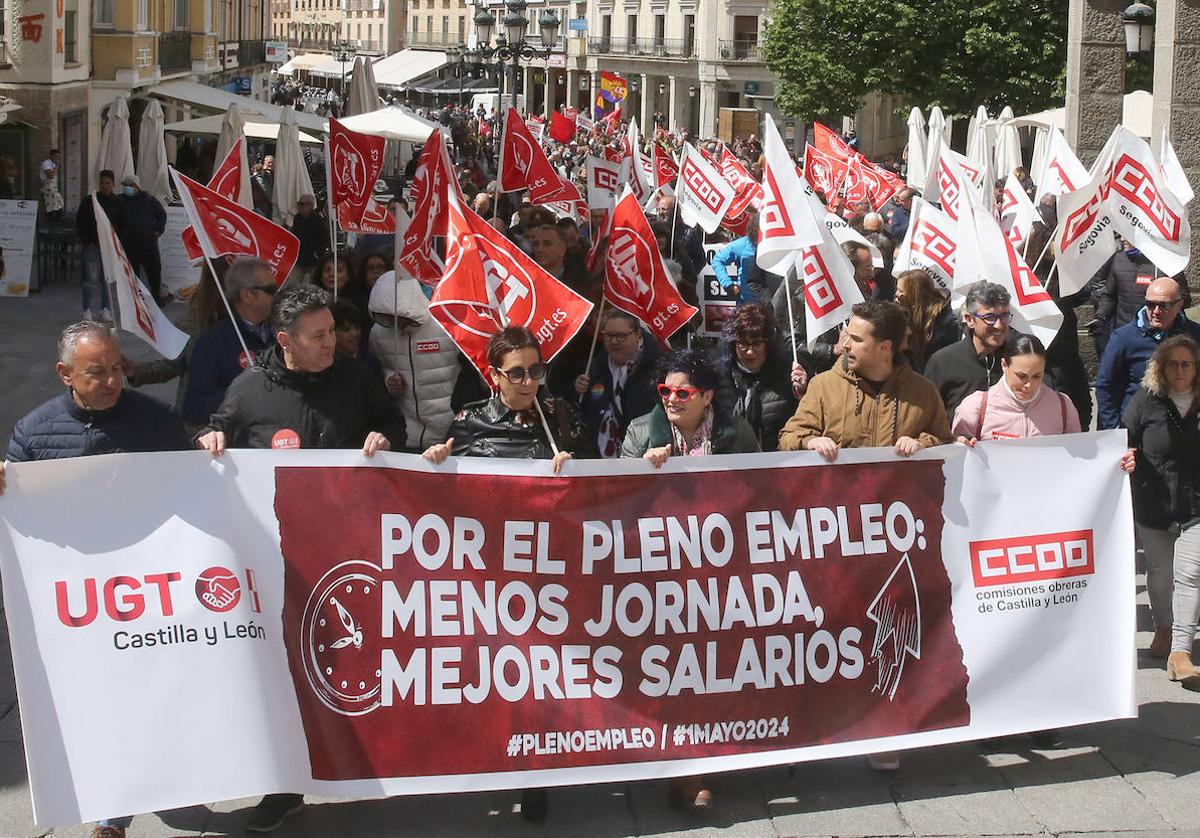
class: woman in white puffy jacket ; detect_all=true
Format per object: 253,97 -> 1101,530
368,271 -> 460,451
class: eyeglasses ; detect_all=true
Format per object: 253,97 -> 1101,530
735,339 -> 766,350
657,384 -> 704,401
601,330 -> 636,343
494,363 -> 547,383
969,311 -> 1014,326
1146,299 -> 1181,311
1166,360 -> 1196,370
252,284 -> 277,295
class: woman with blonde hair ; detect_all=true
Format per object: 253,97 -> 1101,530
893,269 -> 958,373
1123,334 -> 1200,686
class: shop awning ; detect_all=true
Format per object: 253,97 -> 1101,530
148,80 -> 329,135
371,49 -> 449,89
163,114 -> 323,145
277,52 -> 357,80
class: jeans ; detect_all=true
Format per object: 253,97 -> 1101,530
1173,522 -> 1200,653
81,244 -> 111,313
1137,523 -> 1176,629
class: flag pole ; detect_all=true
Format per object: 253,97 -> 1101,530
783,261 -> 800,367
1028,225 -> 1057,275
498,291 -> 562,457
579,295 -> 607,403
203,253 -> 257,368
323,135 -> 339,303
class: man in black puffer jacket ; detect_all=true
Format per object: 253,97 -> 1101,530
7,321 -> 189,463
197,285 -> 405,454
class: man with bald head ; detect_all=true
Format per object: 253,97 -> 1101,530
1096,276 -> 1200,429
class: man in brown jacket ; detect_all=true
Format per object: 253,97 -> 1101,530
779,299 -> 951,460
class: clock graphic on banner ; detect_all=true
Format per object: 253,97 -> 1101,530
301,560 -> 383,716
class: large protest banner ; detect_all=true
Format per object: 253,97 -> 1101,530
0,433 -> 1134,826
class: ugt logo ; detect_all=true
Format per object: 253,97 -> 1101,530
607,226 -> 655,309
331,133 -> 369,204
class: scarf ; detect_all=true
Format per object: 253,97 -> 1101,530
670,406 -> 714,457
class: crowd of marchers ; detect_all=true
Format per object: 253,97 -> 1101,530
2,115 -> 1198,838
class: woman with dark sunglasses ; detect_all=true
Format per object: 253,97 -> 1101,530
622,349 -> 760,467
422,325 -> 575,473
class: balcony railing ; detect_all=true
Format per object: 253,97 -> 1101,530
289,36 -> 335,50
238,39 -> 267,66
406,33 -> 460,48
159,31 -> 191,71
718,39 -> 761,60
587,37 -> 689,58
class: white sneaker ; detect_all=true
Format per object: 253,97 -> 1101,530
867,751 -> 901,772
82,308 -> 94,320
100,308 -> 114,323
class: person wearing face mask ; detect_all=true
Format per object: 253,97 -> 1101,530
117,174 -> 168,305
1123,336 -> 1200,675
951,335 -> 1082,441
713,303 -> 806,451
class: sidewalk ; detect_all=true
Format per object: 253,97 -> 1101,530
0,286 -> 1197,837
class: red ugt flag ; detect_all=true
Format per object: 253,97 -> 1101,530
183,139 -> 247,262
803,144 -> 849,200
398,127 -> 461,284
329,118 -> 392,233
499,107 -> 571,203
604,187 -> 698,341
430,190 -> 594,378
813,122 -> 855,161
170,167 -> 300,283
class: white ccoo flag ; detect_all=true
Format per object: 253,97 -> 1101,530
756,113 -> 823,274
674,142 -> 735,233
93,194 -> 189,359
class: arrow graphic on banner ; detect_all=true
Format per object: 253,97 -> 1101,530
866,554 -> 922,701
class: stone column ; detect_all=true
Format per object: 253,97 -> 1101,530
544,69 -> 554,119
1064,0 -> 1126,165
640,73 -> 650,130
589,69 -> 598,117
699,78 -> 718,139
566,68 -> 577,110
1151,0 -> 1200,279
668,74 -> 679,132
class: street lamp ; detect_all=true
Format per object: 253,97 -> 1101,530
1123,1 -> 1155,54
332,40 -> 357,105
474,0 -> 561,117
447,41 -> 470,108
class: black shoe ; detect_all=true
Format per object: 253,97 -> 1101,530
1029,729 -> 1064,749
520,788 -> 548,823
246,793 -> 306,833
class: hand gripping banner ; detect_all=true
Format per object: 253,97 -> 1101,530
0,434 -> 1135,827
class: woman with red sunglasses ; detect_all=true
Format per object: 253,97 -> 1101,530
621,349 -> 760,467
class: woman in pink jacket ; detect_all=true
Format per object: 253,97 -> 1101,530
952,334 -> 1081,441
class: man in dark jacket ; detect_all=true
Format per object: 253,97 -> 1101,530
1096,277 -> 1200,430
197,285 -> 404,454
1090,242 -> 1190,357
288,193 -> 328,282
571,309 -> 662,458
924,281 -> 1012,419
119,174 -> 168,305
2,320 -> 187,837
197,285 -> 402,832
74,169 -> 125,320
7,321 -> 189,463
182,257 -> 278,428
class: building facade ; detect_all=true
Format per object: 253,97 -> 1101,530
0,0 -> 272,211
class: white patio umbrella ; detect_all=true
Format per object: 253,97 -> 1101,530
905,107 -> 927,189
135,99 -> 171,204
965,106 -> 991,166
1029,126 -> 1050,187
993,105 -> 1022,179
96,96 -> 135,184
215,104 -> 253,209
346,56 -> 382,117
927,106 -> 948,152
273,107 -> 316,227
